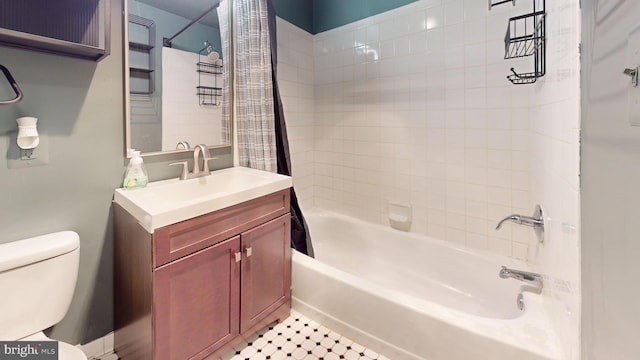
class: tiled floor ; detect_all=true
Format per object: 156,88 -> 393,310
220,310 -> 390,360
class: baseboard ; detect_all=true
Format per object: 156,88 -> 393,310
77,332 -> 118,360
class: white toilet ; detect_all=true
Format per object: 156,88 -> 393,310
0,231 -> 87,360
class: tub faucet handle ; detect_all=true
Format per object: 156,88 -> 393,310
495,213 -> 543,229
495,205 -> 544,230
496,214 -> 522,229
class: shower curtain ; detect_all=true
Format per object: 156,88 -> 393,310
235,0 -> 277,171
219,0 -> 231,143
235,0 -> 314,256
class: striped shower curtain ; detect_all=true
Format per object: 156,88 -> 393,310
233,0 -> 314,256
234,0 -> 277,172
219,0 -> 231,145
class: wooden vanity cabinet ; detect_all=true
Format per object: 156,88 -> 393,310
114,190 -> 291,360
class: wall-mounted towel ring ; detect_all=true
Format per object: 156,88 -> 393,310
0,64 -> 23,105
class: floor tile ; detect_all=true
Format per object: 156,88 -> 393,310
216,310 -> 387,360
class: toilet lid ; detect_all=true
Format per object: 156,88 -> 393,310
18,333 -> 87,360
58,341 -> 87,360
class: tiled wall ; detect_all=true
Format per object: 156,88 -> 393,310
276,18 -> 316,210
528,0 -> 581,358
308,0 -> 544,261
279,1 -> 537,258
277,0 -> 580,358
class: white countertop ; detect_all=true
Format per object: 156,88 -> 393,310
114,166 -> 292,233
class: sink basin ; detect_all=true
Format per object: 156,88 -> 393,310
113,166 -> 292,233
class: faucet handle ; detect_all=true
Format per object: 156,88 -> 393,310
169,161 -> 189,180
495,204 -> 545,243
496,214 -> 522,230
496,206 -> 544,230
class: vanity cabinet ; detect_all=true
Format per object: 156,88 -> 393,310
114,189 -> 291,360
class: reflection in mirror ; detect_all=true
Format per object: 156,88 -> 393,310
125,0 -> 231,155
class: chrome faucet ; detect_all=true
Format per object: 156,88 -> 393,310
499,266 -> 543,290
175,141 -> 190,150
495,214 -> 543,230
496,205 -> 545,243
169,144 -> 216,180
496,204 -> 544,229
192,144 -> 213,175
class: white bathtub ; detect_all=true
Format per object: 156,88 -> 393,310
291,211 -> 564,360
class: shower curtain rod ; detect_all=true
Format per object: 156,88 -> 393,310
163,0 -> 221,48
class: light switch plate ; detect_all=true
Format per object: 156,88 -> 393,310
627,24 -> 640,126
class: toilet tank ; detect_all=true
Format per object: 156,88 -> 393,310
0,231 -> 80,340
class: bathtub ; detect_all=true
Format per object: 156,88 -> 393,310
291,211 -> 564,360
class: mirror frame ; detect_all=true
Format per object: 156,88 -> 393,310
123,0 -> 233,157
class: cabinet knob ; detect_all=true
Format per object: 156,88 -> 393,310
234,252 -> 242,263
245,247 -> 253,257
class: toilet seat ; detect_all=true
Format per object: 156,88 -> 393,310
19,332 -> 87,360
58,341 -> 87,360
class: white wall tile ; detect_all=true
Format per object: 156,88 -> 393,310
425,5 -> 444,30
444,23 -> 464,47
464,18 -> 486,44
443,0 -> 464,25
395,37 -> 412,56
445,47 -> 465,69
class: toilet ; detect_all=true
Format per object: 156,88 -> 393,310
0,231 -> 87,360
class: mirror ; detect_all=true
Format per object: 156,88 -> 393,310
125,0 -> 231,156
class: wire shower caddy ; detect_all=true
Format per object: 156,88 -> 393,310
488,0 -> 515,10
503,0 -> 546,84
196,45 -> 222,105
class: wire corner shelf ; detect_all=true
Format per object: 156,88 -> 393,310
488,0 -> 515,10
196,86 -> 222,106
197,61 -> 223,75
503,0 -> 546,85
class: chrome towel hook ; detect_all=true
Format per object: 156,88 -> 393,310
0,64 -> 23,105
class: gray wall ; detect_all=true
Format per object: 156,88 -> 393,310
0,0 -> 231,345
581,0 -> 640,358
0,0 -> 123,343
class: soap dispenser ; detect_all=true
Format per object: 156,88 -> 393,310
123,149 -> 148,190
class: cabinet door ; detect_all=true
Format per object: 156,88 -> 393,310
154,236 -> 241,360
240,214 -> 291,332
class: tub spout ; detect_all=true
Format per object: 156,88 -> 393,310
499,266 -> 543,290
